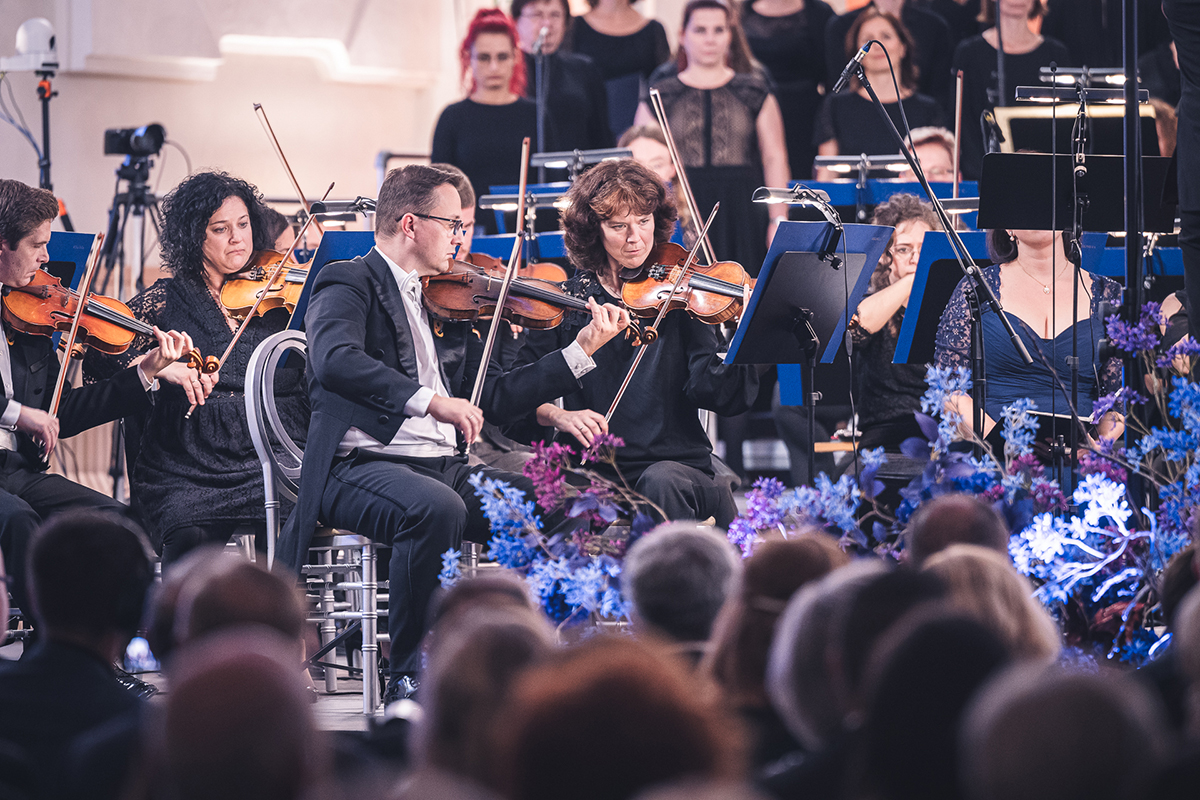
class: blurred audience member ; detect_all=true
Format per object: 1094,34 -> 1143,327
856,611 -> 1009,800
923,544 -> 1061,662
903,492 -> 1009,566
622,522 -> 743,664
493,635 -> 745,800
704,533 -> 849,768
1138,543 -> 1198,731
0,511 -> 153,798
961,664 -> 1169,800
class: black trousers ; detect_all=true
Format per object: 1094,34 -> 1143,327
319,451 -> 534,678
630,460 -> 740,529
0,452 -> 127,615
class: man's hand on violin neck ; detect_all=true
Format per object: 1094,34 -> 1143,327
16,407 -> 58,459
428,395 -> 485,442
575,298 -> 629,356
139,328 -> 195,381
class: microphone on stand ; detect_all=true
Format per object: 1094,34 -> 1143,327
831,42 -> 872,94
533,25 -> 549,56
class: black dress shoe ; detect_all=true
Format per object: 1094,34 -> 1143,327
113,665 -> 159,699
383,674 -> 419,706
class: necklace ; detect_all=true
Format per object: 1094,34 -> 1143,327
1016,261 -> 1071,295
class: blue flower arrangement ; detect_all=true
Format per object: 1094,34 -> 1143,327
439,434 -> 657,627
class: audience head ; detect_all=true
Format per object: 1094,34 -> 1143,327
144,544 -> 227,664
0,557 -> 8,631
28,510 -> 153,652
676,0 -> 756,74
431,162 -> 477,253
961,664 -> 1168,800
846,9 -> 919,90
704,533 -> 848,706
1159,543 -> 1198,630
904,493 -> 1009,567
414,607 -> 555,783
924,544 -> 1061,662
512,0 -> 569,55
153,627 -> 327,800
159,170 -> 271,283
493,635 -> 745,800
1172,585 -> 1200,736
618,124 -> 677,185
901,126 -> 957,182
461,8 -> 526,97
0,179 -> 57,290
561,158 -> 677,275
766,559 -> 888,749
868,193 -> 939,294
621,522 -> 742,645
832,568 -> 947,717
859,610 -> 1010,800
174,559 -> 306,648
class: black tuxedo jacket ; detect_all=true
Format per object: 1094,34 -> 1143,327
0,326 -> 150,467
277,249 -> 579,569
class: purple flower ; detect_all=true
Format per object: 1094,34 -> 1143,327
524,440 -> 575,512
1106,303 -> 1162,354
581,433 -> 626,464
1156,337 -> 1200,369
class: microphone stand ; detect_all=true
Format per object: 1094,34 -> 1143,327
1065,75 -> 1090,490
534,36 -> 548,184
847,61 -> 1033,452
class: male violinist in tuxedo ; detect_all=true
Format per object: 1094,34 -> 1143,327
0,179 -> 196,617
278,164 -> 627,704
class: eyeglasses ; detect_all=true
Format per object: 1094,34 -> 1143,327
893,244 -> 919,259
412,213 -> 466,236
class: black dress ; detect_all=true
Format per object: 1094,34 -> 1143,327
646,72 -> 774,275
743,0 -> 837,179
814,91 -> 945,159
849,310 -> 927,450
521,50 -> 614,153
83,276 -> 308,552
952,34 -> 1072,180
431,98 -> 538,235
565,16 -> 671,140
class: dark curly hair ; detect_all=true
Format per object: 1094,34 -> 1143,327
986,229 -> 1079,266
159,171 -> 271,281
560,159 -> 677,275
868,193 -> 940,294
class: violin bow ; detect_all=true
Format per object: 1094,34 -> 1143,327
183,183 -> 333,419
604,202 -> 721,424
254,103 -> 326,237
648,88 -> 716,266
467,137 -> 531,414
47,232 -> 105,419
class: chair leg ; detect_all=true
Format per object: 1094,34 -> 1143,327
361,543 -> 380,715
318,549 -> 338,693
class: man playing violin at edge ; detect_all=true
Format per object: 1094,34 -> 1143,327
0,179 -> 199,619
278,164 -> 627,704
486,158 -> 762,527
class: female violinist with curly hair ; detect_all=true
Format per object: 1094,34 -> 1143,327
85,170 -> 308,566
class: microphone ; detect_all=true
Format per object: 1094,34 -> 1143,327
832,42 -> 872,94
534,25 -> 549,55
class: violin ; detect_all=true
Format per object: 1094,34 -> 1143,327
423,259 -> 599,331
3,269 -> 219,371
462,250 -> 568,284
219,249 -> 308,320
619,242 -> 752,327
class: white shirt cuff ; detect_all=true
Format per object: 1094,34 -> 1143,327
135,364 -> 158,392
0,401 -> 22,430
405,386 -> 436,417
562,340 -> 596,379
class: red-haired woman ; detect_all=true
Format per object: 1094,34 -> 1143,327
432,8 -> 536,235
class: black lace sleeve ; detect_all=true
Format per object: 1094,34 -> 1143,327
82,279 -> 168,384
934,265 -> 1001,372
1092,273 -> 1124,396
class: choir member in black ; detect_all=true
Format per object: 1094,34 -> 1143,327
951,0 -> 1069,181
912,0 -> 980,50
490,159 -> 762,527
431,8 -> 536,236
848,194 -> 939,450
825,0 -> 954,111
565,0 -> 671,141
741,0 -> 836,179
84,171 -> 308,568
1041,0 -> 1172,71
815,9 -> 946,178
278,165 -> 628,701
0,179 -> 195,613
1141,39 -> 1182,108
512,0 -> 614,154
635,0 -> 790,273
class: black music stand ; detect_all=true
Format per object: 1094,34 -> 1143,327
727,220 -> 891,482
894,231 -> 992,365
286,231 -> 376,332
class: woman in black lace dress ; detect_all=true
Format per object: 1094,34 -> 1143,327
635,0 -> 790,276
85,171 -> 308,566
